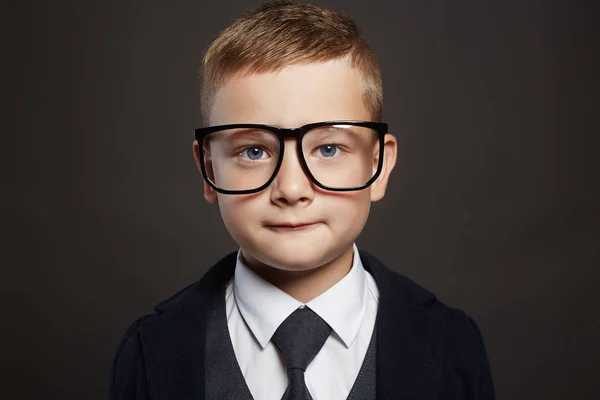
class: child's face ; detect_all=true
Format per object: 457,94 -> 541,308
193,57 -> 396,272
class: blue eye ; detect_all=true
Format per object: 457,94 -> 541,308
318,144 -> 339,158
241,147 -> 266,160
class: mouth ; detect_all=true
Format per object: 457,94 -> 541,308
265,222 -> 320,231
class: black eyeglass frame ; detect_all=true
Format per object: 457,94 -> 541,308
194,120 -> 388,195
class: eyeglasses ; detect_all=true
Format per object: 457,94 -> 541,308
194,120 -> 388,195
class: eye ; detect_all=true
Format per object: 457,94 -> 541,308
317,144 -> 340,158
240,147 -> 268,160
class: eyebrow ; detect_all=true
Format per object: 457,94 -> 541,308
310,125 -> 364,138
218,128 -> 277,140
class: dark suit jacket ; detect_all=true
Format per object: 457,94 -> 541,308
110,250 -> 495,399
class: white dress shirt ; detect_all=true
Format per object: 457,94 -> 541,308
225,243 -> 380,400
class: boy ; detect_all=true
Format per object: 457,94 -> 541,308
110,1 -> 495,399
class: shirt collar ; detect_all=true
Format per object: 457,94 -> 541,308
233,243 -> 368,349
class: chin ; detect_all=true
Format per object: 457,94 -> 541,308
267,256 -> 326,272
271,248 -> 328,270
250,240 -> 344,272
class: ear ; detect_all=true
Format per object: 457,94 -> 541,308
370,133 -> 397,202
193,140 -> 218,204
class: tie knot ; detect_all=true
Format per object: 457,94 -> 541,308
271,307 -> 332,371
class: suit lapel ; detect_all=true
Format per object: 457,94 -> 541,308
360,251 -> 444,399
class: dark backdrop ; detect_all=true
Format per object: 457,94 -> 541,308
3,1 -> 599,399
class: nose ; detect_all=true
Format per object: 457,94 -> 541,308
270,139 -> 314,206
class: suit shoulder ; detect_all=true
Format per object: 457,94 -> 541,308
385,271 -> 495,398
109,278 -> 209,399
438,307 -> 496,398
110,314 -> 153,399
110,252 -> 237,398
110,251 -> 238,369
363,251 -> 474,321
384,266 -> 486,341
145,251 -> 238,317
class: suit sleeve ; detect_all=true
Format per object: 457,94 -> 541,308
440,310 -> 496,400
469,316 -> 495,400
109,317 -> 151,400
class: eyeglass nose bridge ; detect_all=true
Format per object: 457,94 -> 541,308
277,126 -> 308,140
269,129 -> 312,185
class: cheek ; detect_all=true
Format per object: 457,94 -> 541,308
325,190 -> 372,231
217,195 -> 262,237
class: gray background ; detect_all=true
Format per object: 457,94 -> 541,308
3,0 -> 599,399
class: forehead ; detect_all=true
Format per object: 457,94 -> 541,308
208,58 -> 370,127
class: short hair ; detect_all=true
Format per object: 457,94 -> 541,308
199,0 -> 383,125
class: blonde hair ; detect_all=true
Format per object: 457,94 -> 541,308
199,0 -> 383,124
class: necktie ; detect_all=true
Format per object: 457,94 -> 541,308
271,307 -> 332,400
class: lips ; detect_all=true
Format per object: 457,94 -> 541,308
266,221 -> 320,230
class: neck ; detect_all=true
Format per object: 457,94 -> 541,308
241,246 -> 355,303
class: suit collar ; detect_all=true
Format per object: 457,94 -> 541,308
142,250 -> 443,400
